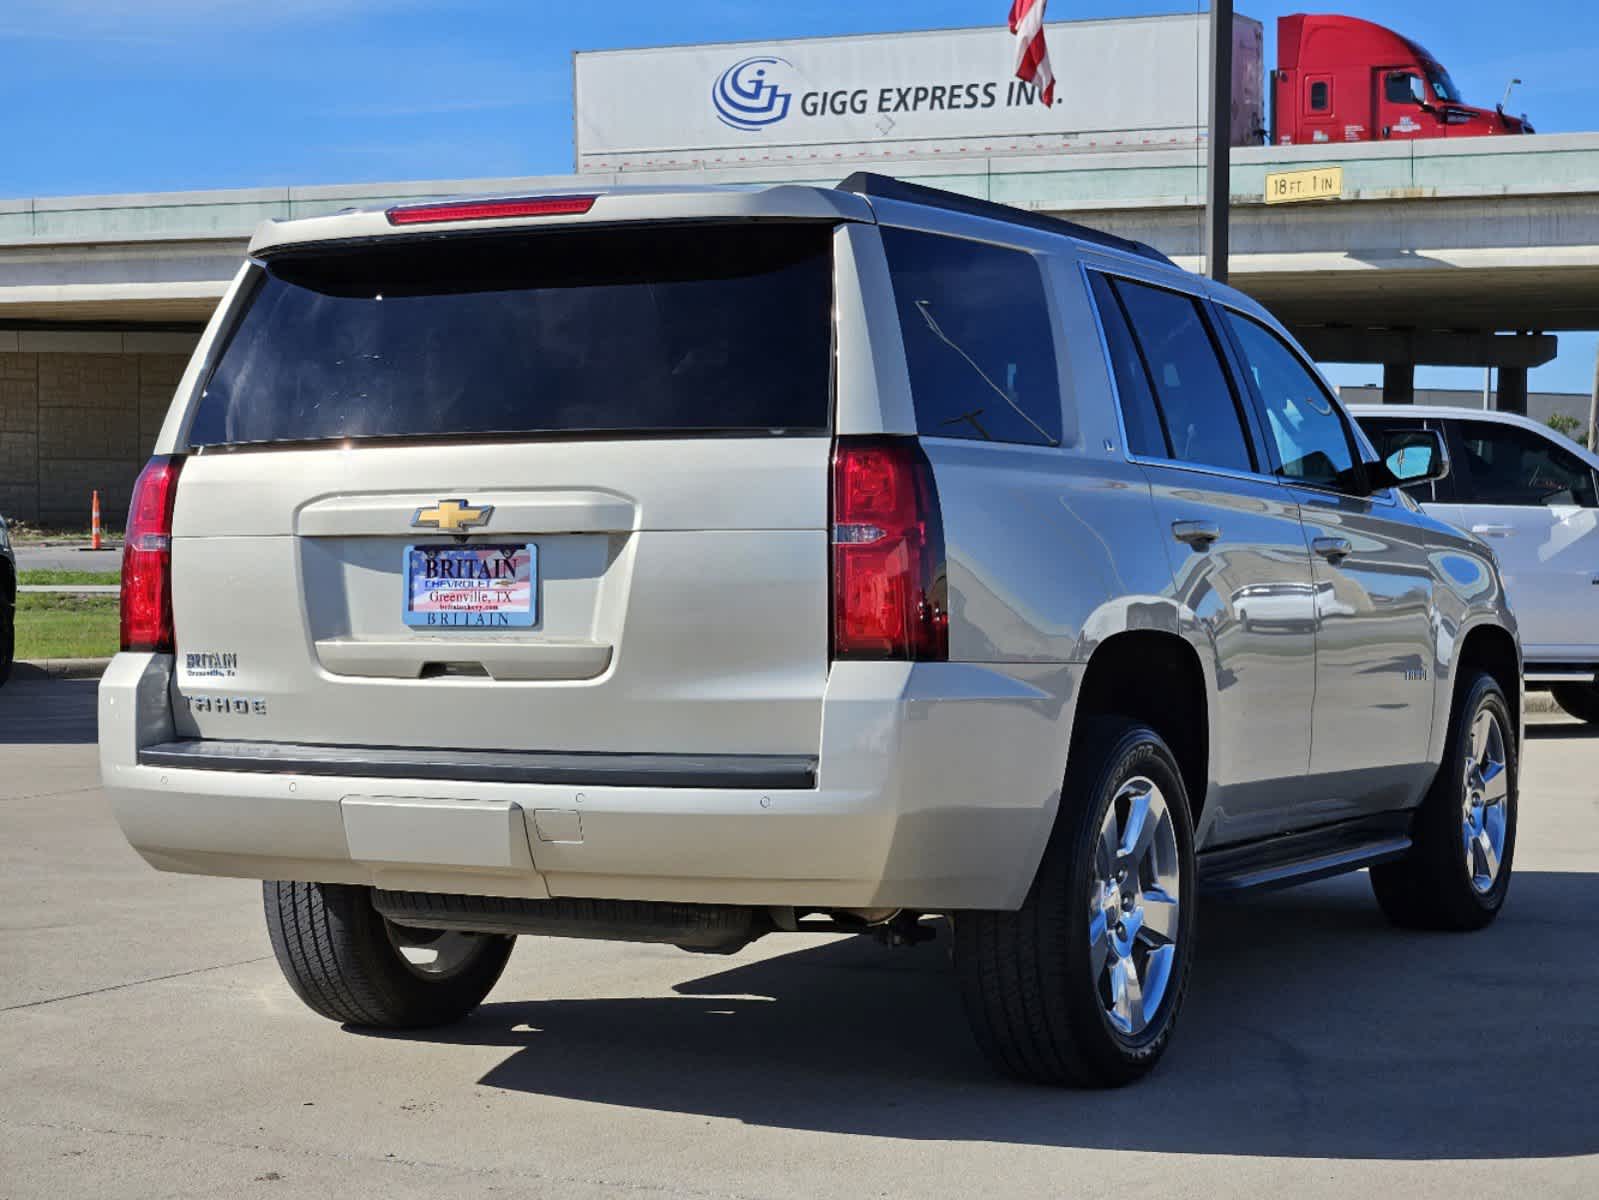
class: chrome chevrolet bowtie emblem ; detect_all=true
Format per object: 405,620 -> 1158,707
412,499 -> 493,533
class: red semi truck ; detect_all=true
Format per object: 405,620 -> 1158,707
1273,13 -> 1533,145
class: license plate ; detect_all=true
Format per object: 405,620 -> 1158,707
404,543 -> 537,629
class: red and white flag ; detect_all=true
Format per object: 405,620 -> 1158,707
1008,0 -> 1055,106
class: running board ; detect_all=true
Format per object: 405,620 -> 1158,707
1200,821 -> 1412,894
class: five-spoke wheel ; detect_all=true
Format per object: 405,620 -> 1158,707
1089,777 -> 1182,1037
1461,708 -> 1509,894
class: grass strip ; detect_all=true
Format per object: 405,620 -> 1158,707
19,569 -> 122,587
14,593 -> 120,660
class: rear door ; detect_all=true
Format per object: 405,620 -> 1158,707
1432,417 -> 1599,660
1219,310 -> 1438,810
1087,269 -> 1318,845
168,221 -> 839,758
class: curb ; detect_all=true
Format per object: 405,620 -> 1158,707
15,657 -> 112,681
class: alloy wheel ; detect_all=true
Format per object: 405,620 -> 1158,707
383,920 -> 493,981
1461,706 -> 1510,894
1088,776 -> 1182,1037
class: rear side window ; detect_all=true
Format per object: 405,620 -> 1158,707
881,228 -> 1062,446
1309,80 -> 1330,112
1087,272 -> 1166,458
1111,279 -> 1255,474
189,223 -> 835,447
1452,419 -> 1599,507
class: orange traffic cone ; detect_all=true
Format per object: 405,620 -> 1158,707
92,490 -> 102,550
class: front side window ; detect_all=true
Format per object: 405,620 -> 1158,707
1112,279 -> 1255,474
881,228 -> 1063,446
1385,71 -> 1423,105
1223,311 -> 1361,492
1453,420 -> 1599,507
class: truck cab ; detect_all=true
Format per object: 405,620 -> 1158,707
1273,13 -> 1533,146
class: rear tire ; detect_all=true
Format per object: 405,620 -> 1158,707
263,881 -> 514,1028
955,719 -> 1197,1088
1550,681 -> 1599,725
1370,672 -> 1516,931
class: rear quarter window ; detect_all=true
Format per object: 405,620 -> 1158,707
880,227 -> 1064,447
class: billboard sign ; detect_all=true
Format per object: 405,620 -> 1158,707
574,16 -> 1262,173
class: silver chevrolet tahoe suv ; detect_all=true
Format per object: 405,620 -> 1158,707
100,174 -> 1521,1087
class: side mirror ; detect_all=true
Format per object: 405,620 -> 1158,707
1409,75 -> 1430,107
1366,427 -> 1450,492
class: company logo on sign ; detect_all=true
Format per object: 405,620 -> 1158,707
712,56 -> 793,130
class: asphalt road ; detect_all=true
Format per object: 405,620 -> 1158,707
10,545 -> 122,573
2,676 -> 1597,1199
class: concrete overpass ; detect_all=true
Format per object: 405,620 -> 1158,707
3,133 -> 1598,522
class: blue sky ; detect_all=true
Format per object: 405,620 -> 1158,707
3,0 -> 1595,394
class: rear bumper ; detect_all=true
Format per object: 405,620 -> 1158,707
138,739 -> 817,790
100,654 -> 1080,912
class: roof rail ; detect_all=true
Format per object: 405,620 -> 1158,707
835,172 -> 1174,267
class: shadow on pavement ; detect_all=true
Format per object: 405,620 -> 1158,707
381,869 -> 1596,1159
1525,720 -> 1599,741
0,675 -> 98,744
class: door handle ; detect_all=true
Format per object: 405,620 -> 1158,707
1171,520 -> 1221,549
1471,523 -> 1513,537
1312,536 -> 1353,562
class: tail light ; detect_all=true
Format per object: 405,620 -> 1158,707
120,456 -> 184,653
831,437 -> 948,661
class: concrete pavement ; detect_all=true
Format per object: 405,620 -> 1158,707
2,675 -> 1597,1198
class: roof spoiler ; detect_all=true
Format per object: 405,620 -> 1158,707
836,172 -> 1174,266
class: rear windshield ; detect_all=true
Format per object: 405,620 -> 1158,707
189,223 -> 835,447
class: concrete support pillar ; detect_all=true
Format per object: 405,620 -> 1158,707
1383,362 -> 1415,405
1497,366 -> 1529,415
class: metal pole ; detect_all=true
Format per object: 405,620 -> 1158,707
1588,342 -> 1599,451
1206,0 -> 1232,283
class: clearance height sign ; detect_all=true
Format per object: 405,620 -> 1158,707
573,16 -> 1263,172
